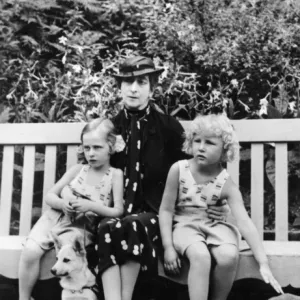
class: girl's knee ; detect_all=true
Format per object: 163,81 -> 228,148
186,243 -> 211,269
213,244 -> 239,268
21,241 -> 44,262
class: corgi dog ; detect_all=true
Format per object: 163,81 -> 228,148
51,229 -> 98,300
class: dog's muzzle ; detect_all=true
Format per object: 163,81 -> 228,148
51,268 -> 69,277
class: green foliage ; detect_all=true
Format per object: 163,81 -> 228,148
1,0 -> 300,233
1,0 -> 300,122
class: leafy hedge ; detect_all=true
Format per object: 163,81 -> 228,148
1,0 -> 300,122
1,0 -> 300,234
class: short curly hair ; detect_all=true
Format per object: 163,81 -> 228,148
77,117 -> 117,164
182,114 -> 239,162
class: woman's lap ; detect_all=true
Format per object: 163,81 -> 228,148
96,212 -> 160,276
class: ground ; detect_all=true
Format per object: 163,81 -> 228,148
2,275 -> 300,300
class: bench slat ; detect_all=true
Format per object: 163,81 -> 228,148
182,119 -> 300,142
0,146 -> 15,236
227,147 -> 240,186
67,145 -> 78,170
0,123 -> 84,144
251,144 -> 264,239
1,119 -> 300,144
42,146 -> 57,213
275,143 -> 288,241
19,146 -> 35,235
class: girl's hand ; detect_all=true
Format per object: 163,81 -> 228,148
61,200 -> 75,216
164,246 -> 181,275
71,198 -> 91,213
207,199 -> 231,221
260,263 -> 284,295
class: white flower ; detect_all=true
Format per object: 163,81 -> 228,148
58,36 -> 68,45
230,79 -> 238,88
74,45 -> 83,54
62,53 -> 67,65
212,90 -> 221,99
260,97 -> 268,106
6,90 -> 15,100
192,44 -> 200,52
66,71 -> 72,77
114,135 -> 126,153
289,101 -> 296,111
259,97 -> 268,116
222,98 -> 228,107
72,64 -> 82,73
207,82 -> 212,88
178,31 -> 184,38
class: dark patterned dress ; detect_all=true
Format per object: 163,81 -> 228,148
96,104 -> 186,277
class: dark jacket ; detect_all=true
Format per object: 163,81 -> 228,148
111,106 -> 187,213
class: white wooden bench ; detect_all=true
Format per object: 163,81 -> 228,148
0,120 -> 300,289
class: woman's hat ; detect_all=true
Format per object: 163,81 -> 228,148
114,56 -> 164,78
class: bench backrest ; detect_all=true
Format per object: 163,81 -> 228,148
0,119 -> 299,239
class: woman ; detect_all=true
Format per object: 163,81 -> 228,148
96,56 -> 231,300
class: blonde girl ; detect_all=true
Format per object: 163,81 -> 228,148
159,114 -> 283,300
18,118 -> 124,300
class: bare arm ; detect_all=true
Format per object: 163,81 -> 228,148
159,163 -> 181,274
223,177 -> 283,294
45,164 -> 82,211
72,169 -> 124,218
159,163 -> 179,249
223,178 -> 268,264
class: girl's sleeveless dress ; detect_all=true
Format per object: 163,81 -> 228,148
172,160 -> 240,255
26,165 -> 114,250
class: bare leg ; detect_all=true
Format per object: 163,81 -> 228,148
18,240 -> 45,300
101,265 -> 122,300
185,242 -> 211,300
209,244 -> 239,300
120,261 -> 140,300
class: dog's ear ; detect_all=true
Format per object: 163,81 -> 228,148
73,233 -> 86,256
50,230 -> 63,252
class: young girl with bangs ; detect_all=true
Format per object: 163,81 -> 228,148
159,114 -> 283,300
18,118 -> 124,300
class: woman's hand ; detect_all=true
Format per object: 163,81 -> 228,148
71,198 -> 91,213
164,246 -> 181,275
207,199 -> 231,221
260,263 -> 284,295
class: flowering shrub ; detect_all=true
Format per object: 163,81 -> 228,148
1,0 -> 300,234
1,0 -> 300,123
